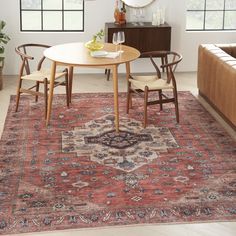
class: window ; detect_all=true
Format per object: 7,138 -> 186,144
186,0 -> 236,31
20,0 -> 84,32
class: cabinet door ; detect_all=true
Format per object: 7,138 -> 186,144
139,28 -> 171,52
122,29 -> 140,50
105,23 -> 171,54
107,28 -> 140,51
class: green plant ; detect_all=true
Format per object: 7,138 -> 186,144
0,20 -> 10,64
92,29 -> 104,43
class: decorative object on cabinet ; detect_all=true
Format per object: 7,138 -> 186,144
152,8 -> 165,26
121,0 -> 155,25
121,0 -> 155,8
114,0 -> 126,25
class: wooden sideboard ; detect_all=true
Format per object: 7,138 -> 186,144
104,22 -> 171,79
105,22 -> 171,54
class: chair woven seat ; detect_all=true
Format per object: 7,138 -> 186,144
130,75 -> 158,82
127,51 -> 183,128
21,69 -> 66,82
130,77 -> 173,90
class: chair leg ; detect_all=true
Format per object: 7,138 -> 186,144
126,81 -> 131,114
44,78 -> 48,119
161,57 -> 165,73
15,78 -> 23,112
106,69 -> 110,81
173,88 -> 179,123
35,81 -> 40,102
158,89 -> 163,111
64,69 -> 70,108
68,66 -> 73,104
144,86 -> 148,128
129,92 -> 132,109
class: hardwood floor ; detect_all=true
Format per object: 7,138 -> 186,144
0,72 -> 235,236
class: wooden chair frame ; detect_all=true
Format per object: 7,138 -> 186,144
127,51 -> 183,128
15,43 -> 69,118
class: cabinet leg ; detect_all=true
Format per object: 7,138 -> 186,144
105,69 -> 111,81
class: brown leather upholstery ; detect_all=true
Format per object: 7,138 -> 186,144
197,44 -> 236,128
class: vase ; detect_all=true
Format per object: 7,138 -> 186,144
85,40 -> 104,51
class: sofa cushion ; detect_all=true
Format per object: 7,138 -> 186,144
216,43 -> 236,58
201,44 -> 236,66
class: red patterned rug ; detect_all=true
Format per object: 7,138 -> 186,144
0,92 -> 235,235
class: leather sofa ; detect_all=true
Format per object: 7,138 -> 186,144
197,44 -> 236,129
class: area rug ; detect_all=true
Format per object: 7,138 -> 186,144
0,92 -> 235,235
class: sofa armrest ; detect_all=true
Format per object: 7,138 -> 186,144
197,44 -> 236,127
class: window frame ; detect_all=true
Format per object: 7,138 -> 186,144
186,0 -> 236,31
20,0 -> 85,32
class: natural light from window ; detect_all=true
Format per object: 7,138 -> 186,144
186,0 -> 236,31
20,0 -> 84,32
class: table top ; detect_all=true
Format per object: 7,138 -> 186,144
44,42 -> 140,66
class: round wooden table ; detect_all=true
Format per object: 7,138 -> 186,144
44,42 -> 140,132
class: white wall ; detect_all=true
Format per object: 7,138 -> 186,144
1,0 -> 235,75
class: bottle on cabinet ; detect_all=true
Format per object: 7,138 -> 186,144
121,2 -> 126,14
114,0 -> 120,24
114,0 -> 126,25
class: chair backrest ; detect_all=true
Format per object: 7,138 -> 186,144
15,43 -> 50,76
141,51 -> 183,84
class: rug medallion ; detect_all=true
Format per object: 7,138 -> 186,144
62,115 -> 178,172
